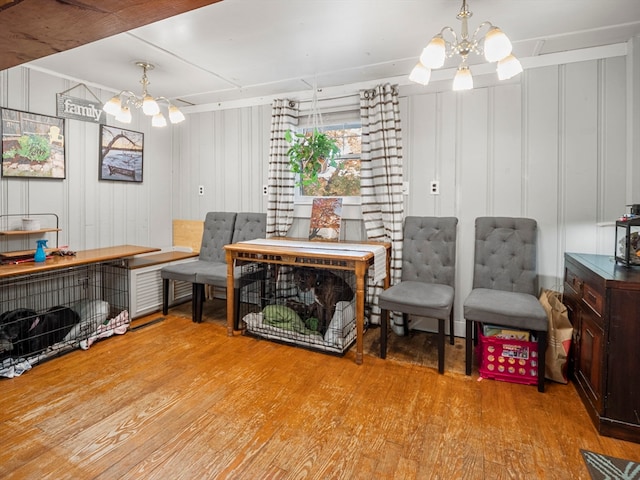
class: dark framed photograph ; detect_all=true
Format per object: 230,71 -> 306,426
1,107 -> 66,179
99,125 -> 144,182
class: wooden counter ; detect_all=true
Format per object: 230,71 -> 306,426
0,245 -> 160,278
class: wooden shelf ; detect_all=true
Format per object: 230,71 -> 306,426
0,248 -> 60,260
0,228 -> 61,236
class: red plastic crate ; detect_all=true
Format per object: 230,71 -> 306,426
477,330 -> 539,385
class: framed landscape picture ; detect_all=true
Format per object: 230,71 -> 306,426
1,107 -> 66,179
309,197 -> 343,241
99,125 -> 144,182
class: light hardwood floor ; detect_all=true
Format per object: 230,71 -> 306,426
2,300 -> 639,479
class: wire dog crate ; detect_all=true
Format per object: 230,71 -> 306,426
0,260 -> 130,376
239,263 -> 357,355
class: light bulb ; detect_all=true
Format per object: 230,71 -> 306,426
168,105 -> 186,124
409,63 -> 431,86
497,54 -> 523,80
420,35 -> 446,69
103,96 -> 122,116
152,112 -> 167,127
484,27 -> 512,62
116,106 -> 132,123
452,65 -> 473,91
142,95 -> 160,115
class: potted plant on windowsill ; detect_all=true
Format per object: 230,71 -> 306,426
285,129 -> 340,187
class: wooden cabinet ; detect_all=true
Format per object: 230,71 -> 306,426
564,253 -> 640,443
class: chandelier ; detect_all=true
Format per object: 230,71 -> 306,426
409,0 -> 523,91
102,62 -> 186,127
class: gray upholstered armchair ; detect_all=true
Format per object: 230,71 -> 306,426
463,217 -> 548,392
379,216 -> 458,374
161,212 -> 237,322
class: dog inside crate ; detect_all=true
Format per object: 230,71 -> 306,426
0,262 -> 131,375
286,267 -> 354,335
240,264 -> 357,351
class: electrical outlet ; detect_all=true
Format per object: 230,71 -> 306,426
430,180 -> 439,195
198,185 -> 205,196
263,185 -> 268,196
402,181 -> 409,195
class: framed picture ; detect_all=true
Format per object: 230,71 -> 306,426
309,197 -> 343,240
99,125 -> 144,182
1,107 -> 66,179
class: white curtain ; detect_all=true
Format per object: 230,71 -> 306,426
359,84 -> 404,328
266,99 -> 298,237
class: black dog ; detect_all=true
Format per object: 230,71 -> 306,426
290,268 -> 354,335
0,308 -> 39,357
28,306 -> 80,354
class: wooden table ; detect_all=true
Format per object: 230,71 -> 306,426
0,245 -> 160,278
224,238 -> 390,364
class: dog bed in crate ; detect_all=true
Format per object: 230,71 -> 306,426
242,300 -> 356,355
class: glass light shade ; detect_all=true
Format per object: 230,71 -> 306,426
408,63 -> 431,86
452,65 -> 473,91
115,106 -> 132,124
152,112 -> 167,127
103,96 -> 122,116
168,105 -> 186,124
419,35 -> 446,69
142,95 -> 160,115
496,54 -> 523,80
484,27 -> 512,62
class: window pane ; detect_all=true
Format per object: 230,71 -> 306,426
300,125 -> 361,197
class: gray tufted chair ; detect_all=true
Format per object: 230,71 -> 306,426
194,212 -> 267,326
161,212 -> 237,322
379,216 -> 458,374
463,217 -> 548,392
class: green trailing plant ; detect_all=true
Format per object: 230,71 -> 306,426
285,129 -> 340,187
2,134 -> 51,162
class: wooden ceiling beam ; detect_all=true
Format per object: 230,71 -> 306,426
0,0 -> 223,71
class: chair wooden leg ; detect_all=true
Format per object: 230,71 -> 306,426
465,319 -> 473,375
402,313 -> 410,336
449,309 -> 455,345
438,317 -> 445,374
380,308 -> 388,359
162,279 -> 170,315
193,283 -> 205,323
537,330 -> 547,393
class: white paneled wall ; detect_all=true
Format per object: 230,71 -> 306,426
1,42 -> 636,337
0,67 -> 174,252
399,56 -> 628,335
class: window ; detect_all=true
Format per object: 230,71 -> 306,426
295,122 -> 361,201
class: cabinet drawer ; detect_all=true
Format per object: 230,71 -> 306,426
582,283 -> 604,317
565,267 -> 583,294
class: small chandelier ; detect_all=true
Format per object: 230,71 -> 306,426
409,0 -> 523,91
103,62 -> 186,127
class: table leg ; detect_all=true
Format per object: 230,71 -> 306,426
226,251 -> 235,336
355,262 -> 366,365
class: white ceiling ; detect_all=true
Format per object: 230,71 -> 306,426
26,0 -> 640,108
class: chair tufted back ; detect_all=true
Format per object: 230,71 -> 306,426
232,212 -> 267,243
401,216 -> 458,287
472,217 -> 538,295
199,212 -> 237,263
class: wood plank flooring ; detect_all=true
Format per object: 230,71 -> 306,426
2,299 -> 640,479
